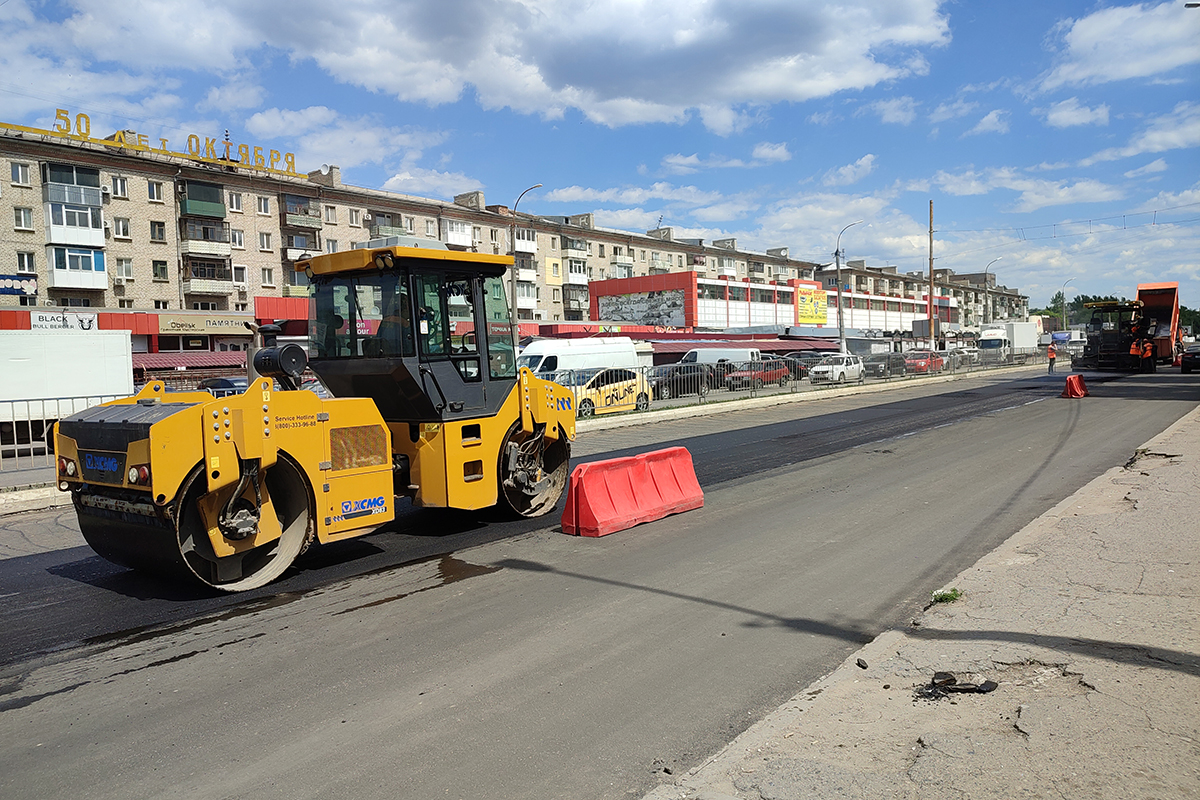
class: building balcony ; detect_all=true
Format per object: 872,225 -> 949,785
566,272 -> 589,286
179,198 -> 226,219
610,254 -> 634,266
516,296 -> 538,310
181,239 -> 232,258
566,298 -> 587,311
369,224 -> 406,239
47,266 -> 108,290
514,236 -> 537,254
182,278 -> 235,295
564,244 -> 588,258
282,284 -> 312,298
285,247 -> 319,262
649,265 -> 670,276
46,224 -> 105,249
718,266 -> 737,278
285,212 -> 324,230
517,267 -> 537,283
43,183 -> 102,207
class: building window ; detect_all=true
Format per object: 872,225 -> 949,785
19,295 -> 38,306
149,221 -> 166,241
17,252 -> 35,272
230,229 -> 244,249
326,239 -> 338,253
111,176 -> 128,198
118,299 -> 134,308
324,205 -> 337,223
50,203 -> 101,229
640,250 -> 646,261
552,262 -> 560,277
228,192 -> 242,212
259,232 -> 272,251
112,217 -> 131,239
256,196 -> 270,214
115,257 -> 133,278
59,297 -> 92,307
14,207 -> 33,230
551,237 -> 558,250
598,244 -> 605,257
405,216 -> 414,233
349,209 -> 362,227
473,226 -> 481,242
10,162 -> 31,186
152,260 -> 168,281
52,247 -> 104,272
154,299 -> 169,309
148,181 -> 163,202
192,301 -> 217,311
553,288 -> 561,301
235,302 -> 248,311
233,265 -> 246,284
261,267 -> 274,286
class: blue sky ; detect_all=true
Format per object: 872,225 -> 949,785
2,0 -> 1198,308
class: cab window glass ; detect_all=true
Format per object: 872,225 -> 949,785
414,272 -> 481,381
483,276 -> 516,379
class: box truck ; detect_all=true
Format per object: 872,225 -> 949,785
978,322 -> 1039,365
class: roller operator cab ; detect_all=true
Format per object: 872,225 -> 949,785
54,243 -> 576,592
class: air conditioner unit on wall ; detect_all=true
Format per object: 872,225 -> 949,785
113,277 -> 125,286
101,185 -> 111,195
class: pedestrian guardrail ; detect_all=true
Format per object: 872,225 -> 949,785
0,395 -> 123,472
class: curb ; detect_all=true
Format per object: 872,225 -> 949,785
0,484 -> 71,517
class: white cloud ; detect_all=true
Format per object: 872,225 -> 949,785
929,99 -> 977,124
591,208 -> 664,231
1040,97 -> 1108,128
933,167 -> 1123,212
1124,159 -> 1169,179
807,111 -> 838,126
246,107 -> 339,138
752,142 -> 792,163
197,79 -> 266,112
964,110 -> 1009,136
1041,2 -> 1200,90
1081,102 -> 1200,165
382,168 -> 481,200
544,182 -> 724,206
862,97 -> 918,125
823,155 -> 877,187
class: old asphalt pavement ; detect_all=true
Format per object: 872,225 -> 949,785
644,403 -> 1200,800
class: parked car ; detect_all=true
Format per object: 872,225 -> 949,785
809,354 -> 865,384
196,376 -> 249,398
863,352 -> 908,378
558,367 -> 651,417
1181,344 -> 1200,374
724,359 -> 792,390
777,355 -> 810,379
956,347 -> 982,366
649,363 -> 711,399
904,350 -> 944,374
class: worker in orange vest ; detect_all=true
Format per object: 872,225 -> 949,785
1142,339 -> 1156,373
1047,341 -> 1058,374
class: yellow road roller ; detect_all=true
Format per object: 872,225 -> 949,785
54,242 -> 576,591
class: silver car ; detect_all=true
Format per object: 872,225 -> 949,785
809,355 -> 865,384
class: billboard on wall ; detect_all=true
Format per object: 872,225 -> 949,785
795,285 -> 828,325
598,290 -> 686,327
31,310 -> 98,331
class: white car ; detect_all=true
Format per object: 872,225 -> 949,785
809,355 -> 865,384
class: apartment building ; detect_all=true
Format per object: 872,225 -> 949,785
1,112 -> 1023,339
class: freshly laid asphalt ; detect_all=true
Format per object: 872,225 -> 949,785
643,396 -> 1200,799
3,365 -> 1196,799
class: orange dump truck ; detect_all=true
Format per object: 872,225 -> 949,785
1136,282 -> 1182,364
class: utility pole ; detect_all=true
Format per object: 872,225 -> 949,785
928,200 -> 935,349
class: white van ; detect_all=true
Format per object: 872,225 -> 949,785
517,337 -> 640,374
679,347 -> 762,365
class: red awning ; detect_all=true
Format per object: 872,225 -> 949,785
133,351 -> 249,370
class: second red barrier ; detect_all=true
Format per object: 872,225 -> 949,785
561,446 -> 704,537
1061,374 -> 1089,398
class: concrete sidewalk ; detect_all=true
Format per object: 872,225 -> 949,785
645,406 -> 1200,800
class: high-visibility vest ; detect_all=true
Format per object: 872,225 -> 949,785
1143,341 -> 1154,358
1130,340 -> 1142,356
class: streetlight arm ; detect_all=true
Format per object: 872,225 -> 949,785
510,183 -> 543,345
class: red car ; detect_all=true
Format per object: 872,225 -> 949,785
904,350 -> 944,374
724,360 -> 792,390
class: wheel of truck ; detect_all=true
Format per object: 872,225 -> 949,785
578,399 -> 595,418
498,421 -> 571,518
636,393 -> 650,412
174,454 -> 314,592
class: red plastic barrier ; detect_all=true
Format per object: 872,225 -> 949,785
561,446 -> 704,537
1061,374 -> 1089,398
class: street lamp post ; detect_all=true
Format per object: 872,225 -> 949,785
509,183 -> 542,346
834,220 -> 864,354
1060,277 -> 1074,332
982,257 -> 1002,325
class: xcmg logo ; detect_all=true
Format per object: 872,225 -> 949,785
84,453 -> 120,473
340,496 -> 387,520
